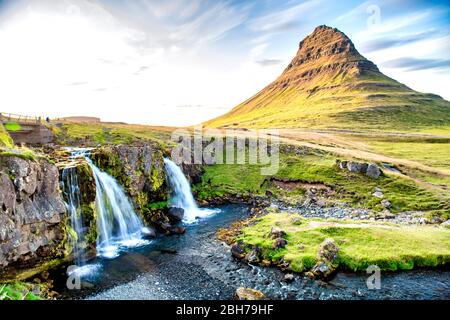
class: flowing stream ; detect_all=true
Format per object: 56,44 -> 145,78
51,204 -> 449,300
54,152 -> 449,300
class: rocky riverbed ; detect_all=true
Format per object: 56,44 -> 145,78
52,204 -> 449,300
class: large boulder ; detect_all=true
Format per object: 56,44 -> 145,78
366,164 -> 382,179
347,161 -> 362,172
234,288 -> 266,300
307,238 -> 339,280
167,207 -> 184,222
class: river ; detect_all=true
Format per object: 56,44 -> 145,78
49,204 -> 450,300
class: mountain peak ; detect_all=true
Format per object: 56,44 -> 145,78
204,25 -> 450,130
285,25 -> 373,73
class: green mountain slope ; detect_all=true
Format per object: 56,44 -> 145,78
204,25 -> 450,131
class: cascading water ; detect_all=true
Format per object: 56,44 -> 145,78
62,148 -> 149,263
86,158 -> 149,258
61,166 -> 86,267
164,158 -> 217,223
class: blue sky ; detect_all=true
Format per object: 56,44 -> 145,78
0,0 -> 448,126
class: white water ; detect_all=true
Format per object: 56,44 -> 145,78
86,158 -> 149,258
61,166 -> 86,266
164,158 -> 217,223
63,148 -> 148,263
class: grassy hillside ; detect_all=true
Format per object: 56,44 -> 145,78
204,26 -> 450,131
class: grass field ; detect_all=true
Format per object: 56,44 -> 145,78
194,149 -> 450,216
237,212 -> 450,272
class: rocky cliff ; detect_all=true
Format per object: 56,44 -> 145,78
0,156 -> 67,278
92,144 -> 167,223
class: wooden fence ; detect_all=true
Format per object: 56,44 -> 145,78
0,112 -> 43,124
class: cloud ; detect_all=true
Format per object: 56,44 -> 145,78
255,59 -> 283,66
382,57 -> 450,71
66,81 -> 88,86
360,29 -> 436,52
247,0 -> 322,34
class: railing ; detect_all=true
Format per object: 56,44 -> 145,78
0,112 -> 43,124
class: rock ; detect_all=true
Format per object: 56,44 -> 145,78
234,288 -> 266,300
245,249 -> 260,264
381,199 -> 391,208
308,238 -> 339,280
169,226 -> 186,235
270,226 -> 286,239
141,226 -> 157,239
316,199 -> 326,207
167,207 -> 184,222
265,189 -> 274,197
347,161 -> 362,172
366,164 -> 382,179
261,259 -> 272,267
272,237 -> 288,249
338,161 -> 348,170
372,190 -> 384,198
0,156 -> 67,269
283,273 -> 295,283
92,145 -> 166,221
360,163 -> 369,172
441,220 -> 450,228
231,242 -> 246,259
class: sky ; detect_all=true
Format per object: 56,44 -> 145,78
0,0 -> 449,126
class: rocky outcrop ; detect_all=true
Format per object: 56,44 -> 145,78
336,160 -> 382,179
0,156 -> 67,277
181,163 -> 204,184
307,238 -> 340,280
92,144 -> 167,223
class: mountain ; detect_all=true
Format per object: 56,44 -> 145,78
204,25 -> 450,130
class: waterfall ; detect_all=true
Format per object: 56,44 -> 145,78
164,158 -> 217,223
86,158 -> 149,259
61,166 -> 86,266
62,148 -> 149,262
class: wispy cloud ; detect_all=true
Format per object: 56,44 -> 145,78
247,0 -> 322,34
255,59 -> 283,66
360,29 -> 436,52
382,57 -> 450,71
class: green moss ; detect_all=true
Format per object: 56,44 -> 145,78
0,282 -> 41,300
3,122 -> 22,132
0,149 -> 38,161
238,213 -> 450,272
0,123 -> 14,148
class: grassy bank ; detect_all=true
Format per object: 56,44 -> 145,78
194,149 -> 450,217
237,212 -> 450,272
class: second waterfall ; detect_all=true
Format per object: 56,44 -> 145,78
164,158 -> 218,223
